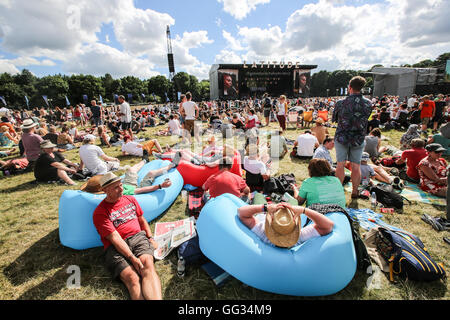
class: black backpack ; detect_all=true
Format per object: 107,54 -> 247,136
370,184 -> 405,210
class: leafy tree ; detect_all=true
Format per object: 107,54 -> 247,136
34,75 -> 69,108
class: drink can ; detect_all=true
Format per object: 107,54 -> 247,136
380,208 -> 394,213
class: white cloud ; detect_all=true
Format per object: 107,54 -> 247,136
0,58 -> 19,74
218,0 -> 270,20
214,49 -> 242,64
222,31 -> 243,51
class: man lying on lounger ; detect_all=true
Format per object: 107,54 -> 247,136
238,202 -> 334,248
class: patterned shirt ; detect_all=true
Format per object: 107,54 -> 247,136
332,94 -> 372,146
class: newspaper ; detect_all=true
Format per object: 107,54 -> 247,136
153,217 -> 196,260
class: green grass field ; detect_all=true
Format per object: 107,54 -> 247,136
0,117 -> 448,300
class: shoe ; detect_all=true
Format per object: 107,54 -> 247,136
444,237 -> 450,245
436,217 -> 450,230
153,152 -> 163,160
392,177 -> 401,185
142,149 -> 149,163
390,168 -> 399,176
172,151 -> 182,168
421,214 -> 445,231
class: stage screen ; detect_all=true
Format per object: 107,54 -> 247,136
445,60 -> 450,83
293,70 -> 311,97
218,69 -> 239,99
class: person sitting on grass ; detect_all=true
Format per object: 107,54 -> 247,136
291,158 -> 346,208
0,125 -> 19,147
395,138 -> 428,184
79,134 -> 120,176
92,172 -> 162,300
417,143 -> 448,198
121,135 -> 164,160
34,140 -> 79,185
237,202 -> 334,248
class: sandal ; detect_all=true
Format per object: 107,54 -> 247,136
421,214 -> 445,231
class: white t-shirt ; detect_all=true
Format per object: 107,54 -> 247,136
168,119 -> 181,135
122,141 -> 143,156
277,102 -> 286,116
79,144 -> 107,175
251,215 -> 320,248
182,101 -> 197,120
243,156 -> 267,175
296,133 -> 318,157
120,102 -> 132,123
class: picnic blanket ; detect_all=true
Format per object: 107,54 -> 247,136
400,181 -> 446,207
347,208 -> 405,232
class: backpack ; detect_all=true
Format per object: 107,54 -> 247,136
375,227 -> 446,282
275,173 -> 297,196
370,184 -> 406,210
177,235 -> 209,266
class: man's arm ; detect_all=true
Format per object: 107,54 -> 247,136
106,231 -> 144,274
285,203 -> 334,236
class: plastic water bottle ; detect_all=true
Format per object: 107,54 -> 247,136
177,256 -> 185,278
371,192 -> 377,209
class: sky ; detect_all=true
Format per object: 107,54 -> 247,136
0,0 -> 449,81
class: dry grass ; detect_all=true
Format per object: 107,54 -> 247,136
0,114 -> 448,300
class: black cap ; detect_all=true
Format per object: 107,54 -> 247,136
426,143 -> 446,153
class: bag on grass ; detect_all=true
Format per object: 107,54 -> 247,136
375,227 -> 446,282
370,184 -> 405,210
177,235 -> 208,266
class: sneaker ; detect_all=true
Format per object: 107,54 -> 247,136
172,151 -> 182,168
390,168 -> 399,176
392,177 -> 401,185
444,237 -> 450,245
153,152 -> 163,160
142,149 -> 149,162
421,214 -> 445,231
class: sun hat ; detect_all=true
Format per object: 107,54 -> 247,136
80,175 -> 105,194
21,119 -> 38,129
361,152 -> 370,161
426,143 -> 446,153
40,140 -> 57,149
315,118 -> 324,124
264,207 -> 300,248
99,172 -> 122,189
83,134 -> 96,141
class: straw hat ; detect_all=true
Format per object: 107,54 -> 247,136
99,172 -> 122,189
265,207 -> 300,248
40,140 -> 57,149
21,119 -> 38,129
315,118 -> 324,124
80,175 -> 105,194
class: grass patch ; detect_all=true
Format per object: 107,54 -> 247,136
0,117 -> 448,300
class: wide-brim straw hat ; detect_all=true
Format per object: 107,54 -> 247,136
40,140 -> 57,149
99,172 -> 122,190
21,119 -> 38,129
265,207 -> 300,248
80,175 -> 105,194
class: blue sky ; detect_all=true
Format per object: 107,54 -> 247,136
0,0 -> 449,81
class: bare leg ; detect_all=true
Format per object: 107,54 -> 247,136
350,162 -> 361,195
335,162 -> 346,184
139,254 -> 162,300
57,169 -> 76,185
120,267 -> 144,300
371,164 -> 393,184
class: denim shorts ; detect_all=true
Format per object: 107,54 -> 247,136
335,140 -> 366,164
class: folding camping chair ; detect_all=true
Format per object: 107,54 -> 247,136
287,111 -> 299,129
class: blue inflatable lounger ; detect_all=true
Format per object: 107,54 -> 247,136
59,160 -> 184,250
196,193 -> 357,296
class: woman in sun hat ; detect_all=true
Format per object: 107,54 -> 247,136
34,140 -> 79,185
238,202 -> 334,248
21,118 -> 44,167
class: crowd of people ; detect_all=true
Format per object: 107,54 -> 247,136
1,78 -> 450,300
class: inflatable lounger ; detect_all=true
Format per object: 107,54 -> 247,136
197,194 -> 356,296
163,151 -> 242,187
59,160 -> 183,250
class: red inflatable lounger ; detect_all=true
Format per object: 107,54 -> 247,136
163,151 -> 242,187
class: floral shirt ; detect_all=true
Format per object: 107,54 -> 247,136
332,94 -> 372,146
418,156 -> 448,193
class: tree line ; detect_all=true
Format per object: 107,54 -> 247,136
310,52 -> 450,97
0,70 -> 211,109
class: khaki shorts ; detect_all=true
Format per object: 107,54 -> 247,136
123,170 -> 154,187
104,231 -> 155,280
421,117 -> 431,125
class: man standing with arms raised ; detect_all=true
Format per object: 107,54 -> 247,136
179,91 -> 199,144
332,76 -> 372,199
117,95 -> 133,140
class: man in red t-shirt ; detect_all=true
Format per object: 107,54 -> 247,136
93,172 -> 162,300
203,156 -> 250,199
396,138 -> 428,183
419,95 -> 435,133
